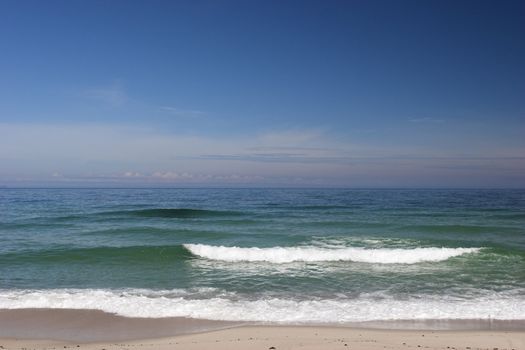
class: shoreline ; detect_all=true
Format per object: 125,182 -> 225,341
1,309 -> 524,348
0,309 -> 243,342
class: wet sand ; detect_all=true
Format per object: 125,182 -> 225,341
0,309 -> 242,342
0,309 -> 524,350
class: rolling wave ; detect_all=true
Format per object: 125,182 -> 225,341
183,244 -> 480,264
1,243 -> 489,266
0,245 -> 192,264
400,224 -> 516,235
99,208 -> 243,218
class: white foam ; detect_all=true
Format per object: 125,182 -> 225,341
183,244 -> 480,264
0,289 -> 523,322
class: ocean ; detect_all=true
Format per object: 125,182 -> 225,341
0,188 -> 524,324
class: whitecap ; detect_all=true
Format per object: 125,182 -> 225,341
183,244 -> 480,264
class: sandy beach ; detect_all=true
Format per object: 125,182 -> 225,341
0,309 -> 524,350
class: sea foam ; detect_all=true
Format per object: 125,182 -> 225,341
183,244 -> 480,264
0,289 -> 523,322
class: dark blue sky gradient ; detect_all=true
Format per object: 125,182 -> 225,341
0,0 -> 524,187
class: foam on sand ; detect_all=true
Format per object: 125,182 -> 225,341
0,289 -> 523,322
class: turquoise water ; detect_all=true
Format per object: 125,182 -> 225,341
0,188 -> 524,322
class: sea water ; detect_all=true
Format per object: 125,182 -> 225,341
0,188 -> 524,323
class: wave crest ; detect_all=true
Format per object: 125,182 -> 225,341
183,244 -> 480,264
100,208 -> 242,218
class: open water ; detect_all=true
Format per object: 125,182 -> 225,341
0,188 -> 524,323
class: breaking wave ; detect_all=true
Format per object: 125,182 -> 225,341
183,244 -> 480,264
100,208 -> 243,219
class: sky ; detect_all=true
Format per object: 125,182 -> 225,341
0,0 -> 524,187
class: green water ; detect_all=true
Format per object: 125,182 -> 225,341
0,188 -> 523,322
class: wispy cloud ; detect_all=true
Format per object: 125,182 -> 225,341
149,171 -> 263,183
123,171 -> 143,178
160,106 -> 206,117
83,82 -> 128,106
34,170 -> 267,185
408,117 -> 445,123
1,122 -> 524,187
257,129 -> 326,147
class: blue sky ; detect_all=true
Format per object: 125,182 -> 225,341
0,0 -> 524,187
